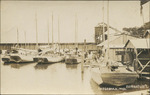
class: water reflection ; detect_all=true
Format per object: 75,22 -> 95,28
3,62 -> 33,69
90,78 -> 149,95
1,59 -> 149,94
34,63 -> 54,70
10,63 -> 33,69
65,64 -> 78,69
3,62 -> 12,66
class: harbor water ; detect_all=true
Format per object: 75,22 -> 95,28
0,55 -> 149,94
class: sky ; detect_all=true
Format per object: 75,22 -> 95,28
1,1 -> 150,43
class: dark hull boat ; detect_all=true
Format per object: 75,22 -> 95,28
2,55 -> 12,63
101,72 -> 138,86
33,55 -> 65,64
65,58 -> 78,64
91,65 -> 139,87
65,54 -> 81,64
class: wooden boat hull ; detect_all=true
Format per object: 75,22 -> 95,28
91,68 -> 103,85
91,67 -> 139,86
101,73 -> 138,86
33,56 -> 65,63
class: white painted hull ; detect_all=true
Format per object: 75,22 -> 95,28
2,54 -> 34,63
10,54 -> 34,63
91,67 -> 103,85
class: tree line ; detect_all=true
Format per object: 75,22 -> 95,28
123,21 -> 150,38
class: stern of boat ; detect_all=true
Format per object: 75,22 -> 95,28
33,57 -> 48,63
2,56 -> 11,63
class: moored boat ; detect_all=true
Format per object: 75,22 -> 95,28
33,48 -> 65,63
2,48 -> 37,63
91,62 -> 139,86
33,54 -> 65,64
65,54 -> 81,64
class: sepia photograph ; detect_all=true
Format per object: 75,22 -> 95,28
0,0 -> 150,94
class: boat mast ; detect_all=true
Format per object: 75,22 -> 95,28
107,0 -> 110,60
48,18 -> 50,47
24,30 -> 26,49
102,0 -> 105,41
52,12 -> 54,47
35,13 -> 38,49
17,28 -> 19,48
75,14 -> 78,49
58,15 -> 60,52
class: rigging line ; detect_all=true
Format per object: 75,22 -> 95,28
3,26 -> 16,34
52,12 -> 54,46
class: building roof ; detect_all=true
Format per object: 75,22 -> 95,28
98,33 -> 138,49
97,36 -> 125,49
125,39 -> 150,49
97,35 -> 119,47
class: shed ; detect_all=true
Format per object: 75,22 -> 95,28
125,39 -> 150,75
97,34 -> 137,62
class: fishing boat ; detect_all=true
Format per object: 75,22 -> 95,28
33,47 -> 65,63
33,14 -> 65,64
33,54 -> 64,63
65,14 -> 82,64
10,48 -> 37,63
91,0 -> 138,87
91,62 -> 139,86
2,17 -> 38,63
65,53 -> 81,64
2,47 -> 37,63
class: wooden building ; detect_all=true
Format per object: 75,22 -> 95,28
94,22 -> 122,45
97,33 -> 137,62
95,23 -> 107,44
125,39 -> 150,76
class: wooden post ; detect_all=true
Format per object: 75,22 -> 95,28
134,48 -> 138,72
81,39 -> 86,73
